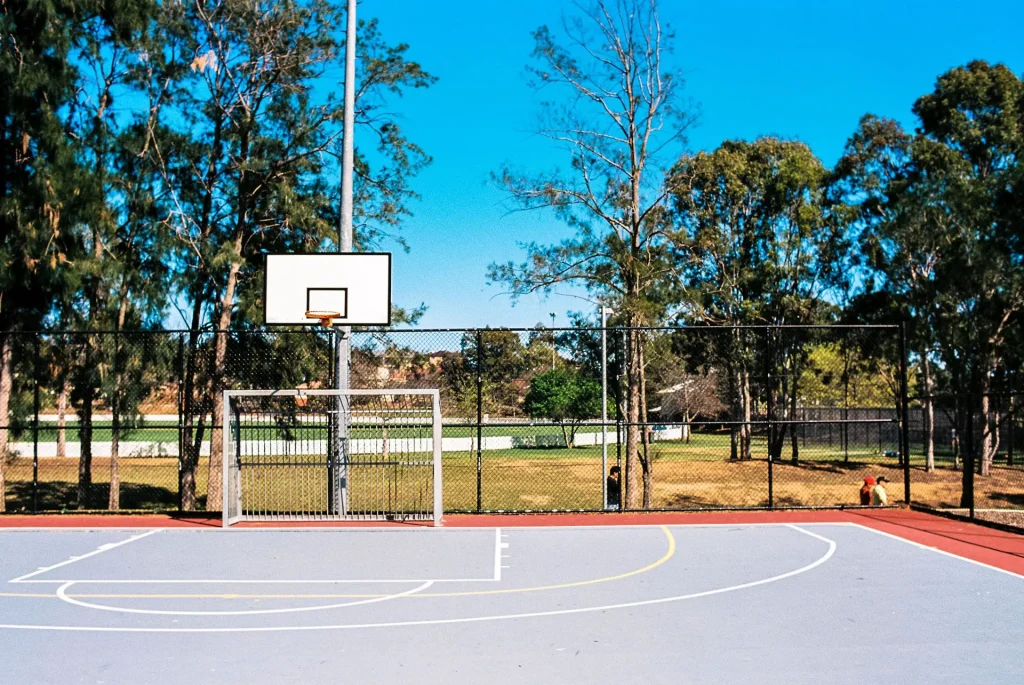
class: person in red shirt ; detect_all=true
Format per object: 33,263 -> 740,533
859,476 -> 876,505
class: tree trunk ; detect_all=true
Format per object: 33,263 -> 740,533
790,396 -> 800,463
843,353 -> 850,465
623,326 -> 642,509
980,392 -> 994,477
789,351 -> 802,464
922,352 -> 935,472
0,333 -> 11,513
767,346 -> 789,463
207,232 -> 244,512
108,302 -> 129,511
180,302 -> 205,511
952,411 -> 961,471
740,368 -> 752,460
641,426 -> 652,509
639,343 -> 652,509
77,384 -> 94,509
560,422 -> 571,449
108,389 -> 121,510
728,364 -> 739,461
959,398 -> 974,508
57,383 -> 68,458
1009,395 -> 1016,467
789,355 -> 800,464
182,103 -> 223,512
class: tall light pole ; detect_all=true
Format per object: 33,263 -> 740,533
601,306 -> 614,508
334,0 -> 357,515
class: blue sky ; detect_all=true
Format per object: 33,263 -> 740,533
360,0 -> 1024,329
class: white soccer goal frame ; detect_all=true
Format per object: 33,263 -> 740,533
222,388 -> 443,527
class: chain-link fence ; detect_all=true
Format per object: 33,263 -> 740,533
3,325 -> 1017,524
907,391 -> 1023,529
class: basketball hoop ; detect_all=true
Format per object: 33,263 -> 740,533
305,310 -> 341,328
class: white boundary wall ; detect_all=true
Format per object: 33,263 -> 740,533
9,427 -> 683,458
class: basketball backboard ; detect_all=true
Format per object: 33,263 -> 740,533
263,252 -> 392,326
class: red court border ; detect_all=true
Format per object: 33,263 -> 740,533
2,508 -> 1022,576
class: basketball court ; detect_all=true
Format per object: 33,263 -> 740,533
0,513 -> 1021,684
5,94 -> 1021,685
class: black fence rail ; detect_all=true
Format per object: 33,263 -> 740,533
0,325 -> 1019,527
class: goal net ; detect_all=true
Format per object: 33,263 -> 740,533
223,389 -> 442,526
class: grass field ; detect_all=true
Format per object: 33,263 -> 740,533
4,431 -> 1021,514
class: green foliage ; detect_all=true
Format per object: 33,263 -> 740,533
524,368 -> 607,448
0,0 -> 90,333
440,330 -> 536,418
798,343 -> 903,408
836,61 -> 1024,394
670,137 -> 846,326
146,0 -> 435,335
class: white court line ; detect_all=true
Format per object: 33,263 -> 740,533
852,523 -> 1024,580
0,524 -> 837,632
493,528 -> 502,581
16,577 -> 495,581
0,521 -> 859,533
8,529 -> 163,584
55,580 -> 434,616
12,526 -> 503,585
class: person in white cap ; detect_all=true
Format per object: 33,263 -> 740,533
871,476 -> 889,506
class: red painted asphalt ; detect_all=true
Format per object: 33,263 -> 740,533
2,508 -> 1022,576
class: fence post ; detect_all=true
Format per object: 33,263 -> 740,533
475,330 -> 483,513
327,328 -> 336,515
176,333 -> 185,512
843,359 -> 850,463
32,336 -> 41,513
899,323 -> 911,503
964,390 -> 976,518
110,330 -> 121,511
764,327 -> 774,510
621,328 -> 630,511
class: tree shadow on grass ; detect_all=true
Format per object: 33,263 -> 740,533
658,492 -> 758,509
5,481 -> 182,512
771,460 -> 899,476
988,491 -> 1024,507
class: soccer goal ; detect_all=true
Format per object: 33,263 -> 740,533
222,389 -> 442,526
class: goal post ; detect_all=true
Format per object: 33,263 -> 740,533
222,388 -> 442,527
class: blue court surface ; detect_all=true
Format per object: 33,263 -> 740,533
0,523 -> 1021,684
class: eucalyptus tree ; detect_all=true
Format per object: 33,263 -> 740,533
913,62 -> 1024,480
832,116 -> 944,470
670,138 -> 848,462
839,62 -> 1024,489
489,0 -> 697,508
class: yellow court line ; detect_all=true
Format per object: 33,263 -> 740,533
0,526 -> 675,601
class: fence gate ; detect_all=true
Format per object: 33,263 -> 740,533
223,389 -> 442,526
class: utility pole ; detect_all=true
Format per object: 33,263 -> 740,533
333,0 -> 357,515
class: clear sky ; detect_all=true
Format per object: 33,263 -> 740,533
359,0 -> 1024,330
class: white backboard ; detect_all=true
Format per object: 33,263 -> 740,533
264,253 -> 391,326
